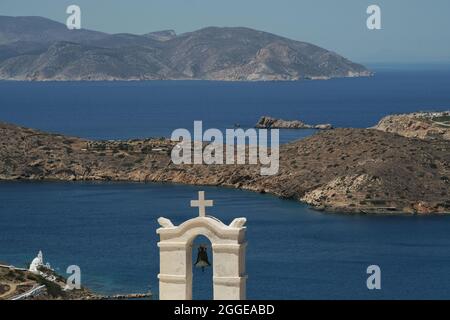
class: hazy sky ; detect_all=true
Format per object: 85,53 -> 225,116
1,0 -> 449,63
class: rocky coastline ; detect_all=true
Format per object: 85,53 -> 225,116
0,263 -> 152,300
374,111 -> 450,141
0,113 -> 449,215
0,264 -> 95,300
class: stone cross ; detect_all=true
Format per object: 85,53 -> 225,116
191,191 -> 213,217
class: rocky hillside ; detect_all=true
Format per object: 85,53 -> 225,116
374,111 -> 450,141
0,265 -> 95,300
0,16 -> 371,81
0,16 -> 106,45
1,121 -> 448,215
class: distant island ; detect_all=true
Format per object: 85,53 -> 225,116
0,16 -> 371,81
0,112 -> 448,215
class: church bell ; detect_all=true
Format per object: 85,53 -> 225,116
195,245 -> 211,272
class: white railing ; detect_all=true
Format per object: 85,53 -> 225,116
10,285 -> 46,300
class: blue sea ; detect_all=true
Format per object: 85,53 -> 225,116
1,66 -> 450,299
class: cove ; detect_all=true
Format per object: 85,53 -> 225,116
1,181 -> 450,299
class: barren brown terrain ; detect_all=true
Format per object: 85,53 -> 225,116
0,120 -> 449,214
374,111 -> 450,141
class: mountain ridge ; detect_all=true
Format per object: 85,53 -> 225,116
0,16 -> 371,81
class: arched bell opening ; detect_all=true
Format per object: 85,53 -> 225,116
189,235 -> 214,300
157,192 -> 247,300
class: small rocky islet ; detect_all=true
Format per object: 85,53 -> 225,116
255,116 -> 333,130
0,112 -> 449,215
